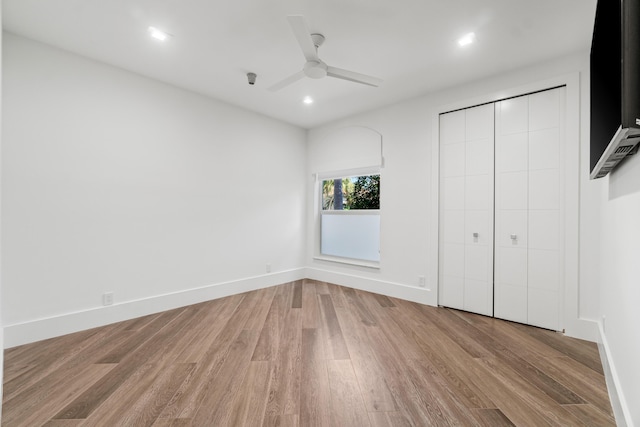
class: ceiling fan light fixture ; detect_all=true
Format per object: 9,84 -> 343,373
458,32 -> 476,47
303,61 -> 328,79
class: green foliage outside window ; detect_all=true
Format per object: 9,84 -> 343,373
322,175 -> 380,210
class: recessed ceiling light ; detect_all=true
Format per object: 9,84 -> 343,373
458,32 -> 476,47
303,96 -> 314,105
148,26 -> 170,42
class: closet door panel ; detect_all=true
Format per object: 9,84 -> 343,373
498,171 -> 527,210
529,170 -> 560,210
496,133 -> 528,172
465,245 -> 489,281
497,284 -> 527,323
443,210 -> 465,244
529,211 -> 559,251
498,97 -> 528,134
443,243 -> 465,276
440,110 -> 466,144
465,211 -> 491,245
529,249 -> 560,291
498,247 -> 527,286
441,275 -> 464,309
528,288 -> 559,330
465,279 -> 491,315
466,138 -> 492,175
465,175 -> 491,210
441,143 -> 465,177
496,211 -> 528,247
529,89 -> 560,131
442,177 -> 465,210
466,104 -> 494,138
440,104 -> 494,316
529,128 -> 560,170
495,94 -> 530,326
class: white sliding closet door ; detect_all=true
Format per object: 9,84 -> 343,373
494,88 -> 564,330
439,104 -> 494,316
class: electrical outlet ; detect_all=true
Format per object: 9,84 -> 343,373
266,263 -> 271,273
103,292 -> 114,306
418,276 -> 426,288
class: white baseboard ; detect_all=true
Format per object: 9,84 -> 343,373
3,268 -> 306,348
597,322 -> 633,427
304,267 -> 435,306
564,317 -> 599,343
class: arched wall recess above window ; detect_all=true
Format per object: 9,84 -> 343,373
310,126 -> 383,175
311,126 -> 384,267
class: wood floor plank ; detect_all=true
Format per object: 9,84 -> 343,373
2,280 -> 614,426
405,357 -> 485,425
2,329 -> 135,422
562,404 -> 616,426
363,326 -> 443,425
472,408 -> 517,426
97,309 -> 187,364
291,280 -> 302,309
327,360 -> 371,426
122,312 -> 162,331
42,420 -> 85,427
477,356 -> 587,426
112,363 -> 196,427
334,303 -> 397,412
372,292 -> 395,308
190,330 -> 261,426
3,364 -> 115,427
3,322 -> 122,400
342,287 -> 377,326
299,328 -> 331,427
54,307 -> 195,420
243,287 -> 278,332
159,290 -> 264,419
172,294 -> 244,364
468,357 -> 556,427
252,295 -> 287,361
410,322 -> 496,409
511,322 -> 604,374
264,414 -> 300,427
529,355 -> 615,417
317,294 -> 350,360
301,280 -> 320,329
367,411 -> 412,427
228,361 -> 272,427
151,419 -> 193,427
264,309 -> 302,417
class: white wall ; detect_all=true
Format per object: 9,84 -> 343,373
598,157 -> 640,425
307,53 -> 601,339
0,7 -> 4,422
1,33 -> 307,346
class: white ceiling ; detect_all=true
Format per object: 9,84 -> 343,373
3,0 -> 597,129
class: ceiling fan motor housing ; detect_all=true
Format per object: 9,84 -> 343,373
304,60 -> 328,79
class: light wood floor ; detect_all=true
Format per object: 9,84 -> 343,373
3,280 -> 615,426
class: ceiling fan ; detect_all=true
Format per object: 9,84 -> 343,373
268,15 -> 383,91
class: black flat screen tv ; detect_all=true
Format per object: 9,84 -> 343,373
590,0 -> 640,179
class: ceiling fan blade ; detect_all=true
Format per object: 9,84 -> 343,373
268,70 -> 306,91
287,15 -> 319,62
326,66 -> 383,87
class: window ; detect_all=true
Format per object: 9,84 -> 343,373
320,174 -> 380,263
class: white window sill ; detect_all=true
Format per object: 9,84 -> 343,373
313,256 -> 380,269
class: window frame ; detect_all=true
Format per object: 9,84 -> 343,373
314,167 -> 381,268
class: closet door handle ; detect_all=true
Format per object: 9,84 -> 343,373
510,234 -> 517,240
473,232 -> 479,238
